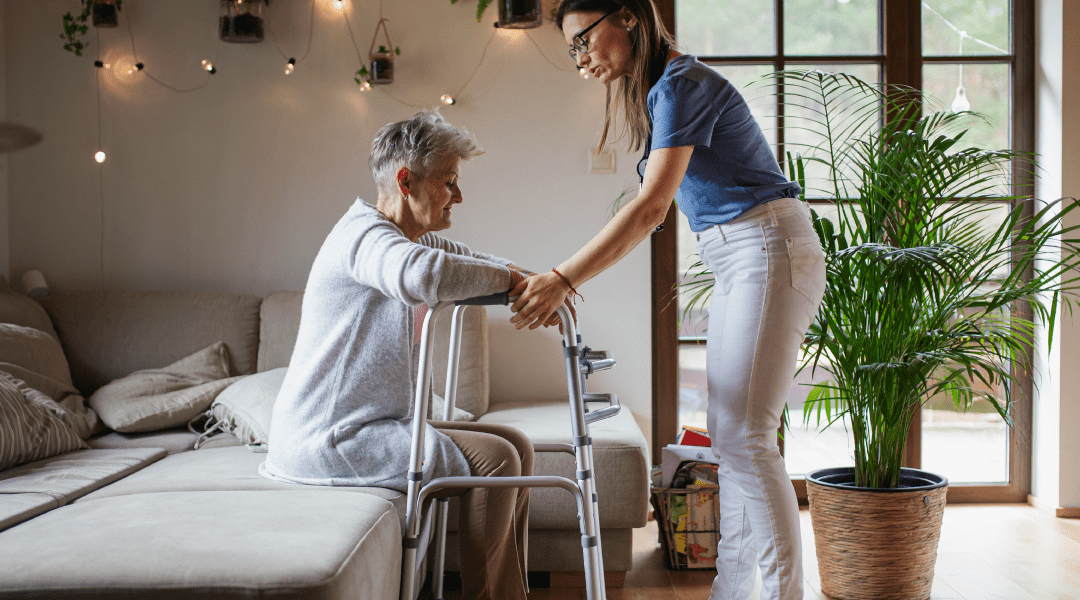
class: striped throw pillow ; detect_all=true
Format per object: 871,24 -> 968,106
0,376 -> 88,472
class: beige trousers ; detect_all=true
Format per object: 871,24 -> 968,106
432,421 -> 533,600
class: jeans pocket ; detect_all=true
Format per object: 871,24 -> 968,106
786,236 -> 826,304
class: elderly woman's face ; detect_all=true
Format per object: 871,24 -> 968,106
409,155 -> 462,235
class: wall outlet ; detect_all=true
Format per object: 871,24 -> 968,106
590,147 -> 616,174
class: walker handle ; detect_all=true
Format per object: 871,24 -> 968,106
456,292 -> 511,306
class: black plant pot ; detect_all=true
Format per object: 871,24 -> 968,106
91,2 -> 118,27
806,467 -> 948,600
220,14 -> 264,43
497,0 -> 542,29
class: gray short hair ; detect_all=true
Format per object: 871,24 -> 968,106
368,110 -> 484,198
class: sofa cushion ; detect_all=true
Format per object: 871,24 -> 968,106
0,290 -> 59,340
0,490 -> 402,600
0,448 -> 166,531
257,291 -> 491,416
0,365 -> 99,438
88,342 -> 242,433
40,291 -> 262,396
257,291 -> 303,373
76,445 -> 408,530
208,367 -> 287,446
87,427 -> 203,454
0,375 -> 88,472
476,400 -> 650,530
0,323 -> 72,387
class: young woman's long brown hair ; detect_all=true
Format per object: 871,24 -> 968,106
555,0 -> 677,154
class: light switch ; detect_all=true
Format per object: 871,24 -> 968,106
590,147 -> 616,174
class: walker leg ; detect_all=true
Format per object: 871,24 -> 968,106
431,498 -> 450,600
400,545 -> 417,600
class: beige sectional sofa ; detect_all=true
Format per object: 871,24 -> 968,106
0,290 -> 650,599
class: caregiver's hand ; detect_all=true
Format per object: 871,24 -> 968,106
510,272 -> 576,331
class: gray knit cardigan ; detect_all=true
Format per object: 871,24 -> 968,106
260,199 -> 512,492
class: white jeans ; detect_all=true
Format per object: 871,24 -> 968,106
695,198 -> 826,600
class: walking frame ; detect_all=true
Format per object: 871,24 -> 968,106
400,292 -> 621,600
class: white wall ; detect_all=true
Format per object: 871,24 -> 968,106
3,1 -> 653,443
1033,0 -> 1080,511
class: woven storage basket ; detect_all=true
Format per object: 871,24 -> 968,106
649,486 -> 720,570
807,467 -> 948,600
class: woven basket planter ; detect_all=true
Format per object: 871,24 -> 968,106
806,467 -> 948,600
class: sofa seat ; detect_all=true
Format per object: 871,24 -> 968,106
0,448 -> 167,531
0,489 -> 402,600
76,446 -> 409,531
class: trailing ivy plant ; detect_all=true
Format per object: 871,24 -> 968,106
451,0 -> 495,23
61,0 -> 123,56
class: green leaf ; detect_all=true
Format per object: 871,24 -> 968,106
477,0 -> 493,22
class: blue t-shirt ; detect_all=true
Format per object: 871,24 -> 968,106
644,55 -> 801,231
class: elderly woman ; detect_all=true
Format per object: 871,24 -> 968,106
260,110 -> 532,600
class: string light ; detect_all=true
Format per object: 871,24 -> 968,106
201,59 -> 216,74
951,32 -> 969,112
359,80 -> 372,91
440,94 -> 455,105
579,66 -> 589,79
332,0 -> 345,9
285,58 -> 296,74
94,151 -> 106,163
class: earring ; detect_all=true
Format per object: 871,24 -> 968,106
627,26 -> 632,31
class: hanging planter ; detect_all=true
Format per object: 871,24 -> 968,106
366,19 -> 398,85
220,0 -> 267,43
91,0 -> 119,27
496,0 -> 542,29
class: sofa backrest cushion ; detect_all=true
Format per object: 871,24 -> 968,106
258,291 -> 491,416
40,291 -> 261,396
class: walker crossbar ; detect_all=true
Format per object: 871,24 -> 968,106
399,296 -> 616,600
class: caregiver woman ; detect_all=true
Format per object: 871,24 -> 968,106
510,1 -> 825,599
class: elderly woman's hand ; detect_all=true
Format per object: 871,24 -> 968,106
509,272 -> 576,331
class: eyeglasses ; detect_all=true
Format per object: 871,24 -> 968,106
568,8 -> 620,62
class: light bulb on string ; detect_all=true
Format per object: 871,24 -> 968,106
951,48 -> 969,112
285,58 -> 295,75
201,59 -> 216,74
94,151 -> 106,163
331,0 -> 345,9
440,94 -> 455,105
579,67 -> 589,79
359,80 -> 372,91
952,85 -> 970,112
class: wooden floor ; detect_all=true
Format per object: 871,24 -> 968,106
520,504 -> 1080,600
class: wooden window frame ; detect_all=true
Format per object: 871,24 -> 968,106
651,0 -> 1035,504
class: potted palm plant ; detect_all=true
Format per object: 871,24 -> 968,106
681,70 -> 1080,599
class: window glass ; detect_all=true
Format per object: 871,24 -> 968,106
923,63 -> 1010,152
922,378 -> 1010,483
676,0 -> 774,56
922,0 -> 1010,56
784,63 -> 882,199
783,0 -> 880,56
